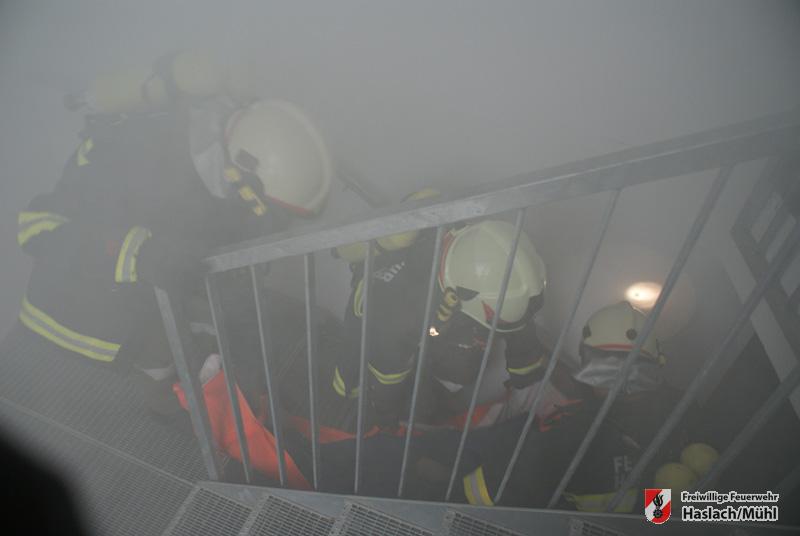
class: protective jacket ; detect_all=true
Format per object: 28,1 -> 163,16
17,109 -> 276,367
331,230 -> 547,425
455,387 -> 688,511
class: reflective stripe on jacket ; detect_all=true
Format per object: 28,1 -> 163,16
19,296 -> 120,362
114,226 -> 152,283
463,465 -> 494,506
17,211 -> 69,248
17,112 -> 271,365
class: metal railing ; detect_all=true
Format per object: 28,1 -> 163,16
731,155 -> 800,359
156,109 -> 800,508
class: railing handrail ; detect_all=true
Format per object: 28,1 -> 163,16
203,109 -> 800,273
159,105 -> 800,505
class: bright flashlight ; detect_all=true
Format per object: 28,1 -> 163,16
625,281 -> 662,309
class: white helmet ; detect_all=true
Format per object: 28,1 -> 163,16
225,100 -> 332,215
581,301 -> 661,361
574,301 -> 665,394
439,220 -> 546,332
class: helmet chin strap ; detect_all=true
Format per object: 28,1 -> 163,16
223,166 -> 269,216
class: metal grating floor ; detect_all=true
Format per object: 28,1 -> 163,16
0,324 -> 207,481
244,494 -> 335,536
165,487 -> 252,536
0,401 -> 193,536
442,511 -> 525,536
332,502 -> 433,536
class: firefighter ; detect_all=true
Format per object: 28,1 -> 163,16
450,300 -> 710,511
16,53 -> 332,417
329,213 -> 549,429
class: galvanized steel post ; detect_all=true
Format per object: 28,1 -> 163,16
494,189 -> 620,504
206,274 -> 254,483
397,226 -> 445,497
154,286 -> 223,480
304,253 -> 321,490
250,264 -> 288,487
445,209 -> 526,502
354,240 -> 374,495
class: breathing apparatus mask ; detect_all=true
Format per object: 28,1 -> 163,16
573,343 -> 664,395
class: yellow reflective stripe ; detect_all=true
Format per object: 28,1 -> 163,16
19,311 -> 114,362
436,304 -> 453,323
463,466 -> 494,506
239,186 -> 256,200
18,218 -> 66,247
19,211 -> 67,225
564,489 -> 637,513
223,166 -> 242,183
437,287 -> 459,322
367,363 -> 411,385
507,357 -> 544,376
20,299 -> 119,362
333,380 -> 346,396
353,278 -> 365,318
463,475 -> 478,505
333,367 -> 359,398
115,226 -> 152,283
17,211 -> 69,247
333,367 -> 347,396
237,185 -> 268,216
76,138 -> 93,166
22,297 -> 120,353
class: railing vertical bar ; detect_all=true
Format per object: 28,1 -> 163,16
445,208 -> 526,502
493,189 -> 621,504
250,264 -> 287,487
354,240 -> 374,495
547,165 -> 732,508
608,223 -> 800,510
695,365 -> 800,491
304,253 -> 321,490
397,226 -> 445,497
206,274 -> 253,483
154,286 -> 222,480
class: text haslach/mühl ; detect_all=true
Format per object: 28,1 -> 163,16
682,505 -> 779,522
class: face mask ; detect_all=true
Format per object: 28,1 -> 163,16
572,353 -> 662,395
